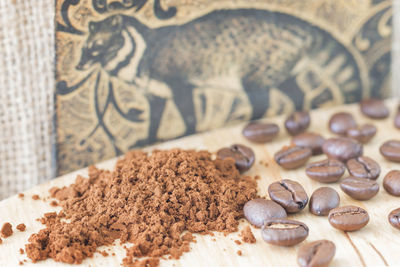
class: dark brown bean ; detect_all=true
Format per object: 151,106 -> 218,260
328,205 -> 369,231
242,122 -> 279,143
346,124 -> 377,144
305,159 -> 345,183
340,176 -> 379,200
292,132 -> 325,155
380,140 -> 400,163
360,98 -> 389,119
216,144 -> 255,173
297,240 -> 336,267
285,111 -> 310,136
243,199 -> 287,228
268,179 -> 308,213
261,219 -> 309,246
274,146 -> 312,169
388,208 -> 400,230
383,170 -> 400,196
322,137 -> 363,162
329,112 -> 357,135
309,187 -> 340,216
346,156 -> 380,180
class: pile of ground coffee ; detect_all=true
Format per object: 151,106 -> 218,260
25,149 -> 258,266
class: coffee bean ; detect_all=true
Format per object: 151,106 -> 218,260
217,144 -> 255,173
383,170 -> 400,196
305,159 -> 345,183
346,156 -> 380,180
268,179 -> 308,213
346,124 -> 377,144
388,208 -> 400,230
395,106 -> 400,129
328,205 -> 369,231
292,132 -> 325,155
297,240 -> 336,267
274,146 -> 312,169
261,219 -> 309,246
380,140 -> 400,163
242,122 -> 279,143
329,112 -> 357,135
243,199 -> 287,228
309,187 -> 340,216
285,111 -> 310,136
322,137 -> 363,162
340,176 -> 379,200
360,98 -> 389,119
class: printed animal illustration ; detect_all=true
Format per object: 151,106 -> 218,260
76,9 -> 366,142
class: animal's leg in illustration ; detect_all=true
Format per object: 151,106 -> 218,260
146,94 -> 167,143
165,79 -> 197,136
242,78 -> 271,120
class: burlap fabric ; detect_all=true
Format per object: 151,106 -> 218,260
0,1 -> 398,199
0,0 -> 55,199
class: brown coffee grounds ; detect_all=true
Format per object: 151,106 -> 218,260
16,223 -> 26,232
19,261 -> 23,265
18,193 -> 24,199
49,201 -> 58,207
234,240 -> 242,245
237,250 -> 242,256
0,238 -> 2,244
32,195 -> 39,200
240,226 -> 256,244
100,251 -> 108,257
25,149 -> 258,265
20,248 -> 24,254
1,222 -> 13,238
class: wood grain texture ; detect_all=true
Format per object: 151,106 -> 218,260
0,99 -> 399,267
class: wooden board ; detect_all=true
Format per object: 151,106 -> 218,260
1,99 -> 400,267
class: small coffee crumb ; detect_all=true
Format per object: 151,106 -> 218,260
254,175 -> 261,180
16,224 -> 26,232
50,201 -> 58,207
0,238 -> 2,244
237,250 -> 242,256
18,193 -> 24,199
19,261 -> 23,265
100,251 -> 108,257
240,226 -> 256,244
112,252 -> 115,256
19,248 -> 24,254
32,195 -> 40,200
234,240 -> 242,245
1,223 -> 13,238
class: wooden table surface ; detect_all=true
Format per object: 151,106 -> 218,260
1,99 -> 400,267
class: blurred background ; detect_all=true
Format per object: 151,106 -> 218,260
0,0 -> 399,199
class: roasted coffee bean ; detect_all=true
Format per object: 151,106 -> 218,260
383,170 -> 400,196
274,146 -> 312,169
243,199 -> 287,228
305,159 -> 345,183
292,132 -> 325,155
346,124 -> 377,144
395,106 -> 400,129
388,208 -> 400,230
261,219 -> 309,246
297,240 -> 336,267
329,112 -> 357,135
346,156 -> 380,180
328,205 -> 369,231
380,140 -> 400,163
360,98 -> 389,119
322,137 -> 363,162
216,144 -> 255,173
340,176 -> 379,200
309,187 -> 340,216
285,111 -> 310,136
242,122 -> 279,143
268,179 -> 308,213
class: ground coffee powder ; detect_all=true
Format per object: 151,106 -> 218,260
25,149 -> 258,266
